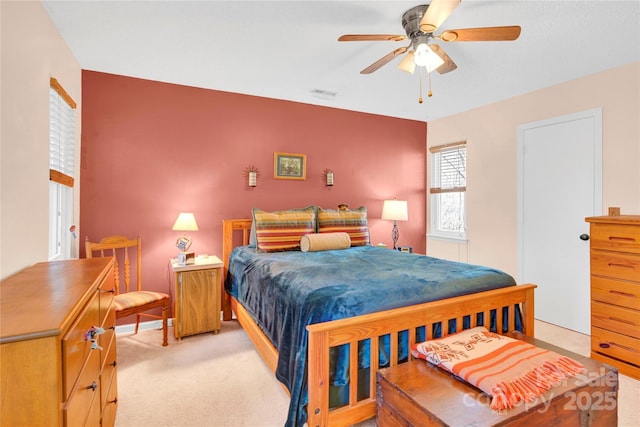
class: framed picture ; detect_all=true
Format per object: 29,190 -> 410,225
274,152 -> 306,180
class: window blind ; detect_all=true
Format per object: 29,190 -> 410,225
430,141 -> 466,194
49,78 -> 76,187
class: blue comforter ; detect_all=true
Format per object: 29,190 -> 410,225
225,245 -> 516,426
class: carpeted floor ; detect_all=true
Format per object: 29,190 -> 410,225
115,320 -> 291,426
115,320 -> 639,427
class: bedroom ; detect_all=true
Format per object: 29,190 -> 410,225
1,0 -> 639,425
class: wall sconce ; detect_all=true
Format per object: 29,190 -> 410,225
381,199 -> 408,250
323,168 -> 334,187
244,165 -> 260,187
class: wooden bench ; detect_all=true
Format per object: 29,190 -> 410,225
376,333 -> 618,426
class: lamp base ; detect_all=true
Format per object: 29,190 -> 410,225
177,251 -> 195,266
391,222 -> 399,250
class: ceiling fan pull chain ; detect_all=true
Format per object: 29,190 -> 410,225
418,67 -> 424,104
428,71 -> 433,98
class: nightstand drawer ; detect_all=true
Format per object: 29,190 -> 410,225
592,276 -> 640,310
590,223 -> 640,254
592,301 -> 640,339
591,250 -> 640,281
591,327 -> 640,365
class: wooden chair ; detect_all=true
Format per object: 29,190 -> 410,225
85,235 -> 169,346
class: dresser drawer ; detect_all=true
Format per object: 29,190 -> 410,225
100,307 -> 116,368
591,327 -> 640,366
101,334 -> 118,407
62,291 -> 101,399
592,301 -> 640,339
591,250 -> 640,282
99,268 -> 115,325
63,347 -> 101,426
590,223 -> 640,254
592,276 -> 640,310
101,369 -> 118,427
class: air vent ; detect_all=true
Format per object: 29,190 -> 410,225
311,89 -> 337,100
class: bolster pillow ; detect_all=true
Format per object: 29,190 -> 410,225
300,232 -> 351,252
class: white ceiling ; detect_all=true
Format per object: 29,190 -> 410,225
42,0 -> 640,122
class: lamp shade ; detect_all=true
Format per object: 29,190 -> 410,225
172,212 -> 199,231
381,200 -> 408,221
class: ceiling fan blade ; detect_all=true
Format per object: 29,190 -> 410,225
360,47 -> 408,74
438,26 -> 521,42
397,51 -> 416,74
419,0 -> 461,33
430,44 -> 457,74
338,34 -> 407,42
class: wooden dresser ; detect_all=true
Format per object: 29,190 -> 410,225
1,258 -> 118,426
586,215 -> 640,380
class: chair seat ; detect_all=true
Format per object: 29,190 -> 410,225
114,291 -> 169,312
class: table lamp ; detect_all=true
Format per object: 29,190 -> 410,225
381,200 -> 408,250
172,212 -> 198,265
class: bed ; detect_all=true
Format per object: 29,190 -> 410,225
221,215 -> 536,427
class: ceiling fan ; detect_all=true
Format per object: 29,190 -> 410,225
338,0 -> 521,101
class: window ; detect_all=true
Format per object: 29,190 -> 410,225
49,78 -> 76,260
429,141 -> 466,240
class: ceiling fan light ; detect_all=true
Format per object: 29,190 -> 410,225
413,43 -> 445,73
398,51 -> 416,74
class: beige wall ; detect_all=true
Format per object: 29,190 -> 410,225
1,1 -> 81,279
427,62 -> 640,279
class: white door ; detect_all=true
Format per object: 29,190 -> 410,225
517,109 -> 602,335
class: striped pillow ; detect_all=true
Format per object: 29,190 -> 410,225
317,206 -> 370,246
253,207 -> 316,252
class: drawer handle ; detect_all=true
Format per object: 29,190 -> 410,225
610,290 -> 637,298
600,341 -> 638,353
607,263 -> 634,269
608,236 -> 636,243
609,316 -> 637,326
110,360 -> 118,368
87,381 -> 98,392
108,288 -> 116,294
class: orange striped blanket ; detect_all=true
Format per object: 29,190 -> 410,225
411,326 -> 585,411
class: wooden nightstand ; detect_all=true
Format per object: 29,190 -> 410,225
170,255 -> 223,339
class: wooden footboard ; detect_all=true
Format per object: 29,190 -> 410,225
221,219 -> 536,427
306,283 -> 536,427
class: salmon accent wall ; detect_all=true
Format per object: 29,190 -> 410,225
81,71 -> 426,319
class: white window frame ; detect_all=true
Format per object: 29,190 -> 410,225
49,78 -> 76,261
429,141 -> 467,241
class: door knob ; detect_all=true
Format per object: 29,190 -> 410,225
579,234 -> 590,241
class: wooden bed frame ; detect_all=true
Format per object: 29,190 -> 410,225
221,219 -> 537,427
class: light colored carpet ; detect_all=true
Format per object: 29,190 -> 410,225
115,320 -> 639,427
115,320 -> 290,426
